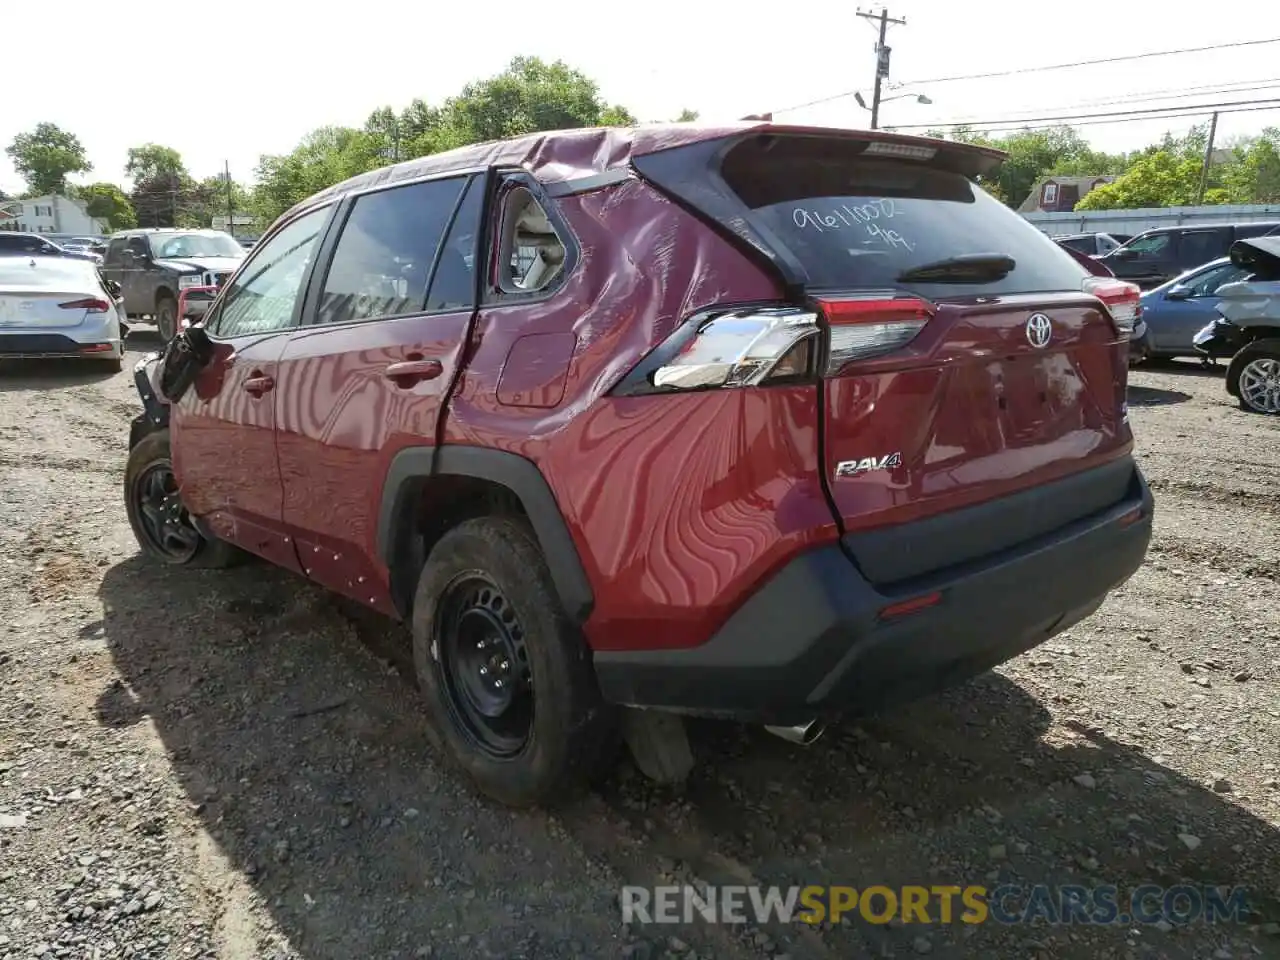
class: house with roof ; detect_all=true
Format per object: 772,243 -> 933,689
1018,176 -> 1117,214
0,194 -> 108,235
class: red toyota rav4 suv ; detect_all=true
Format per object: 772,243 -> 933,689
124,124 -> 1153,807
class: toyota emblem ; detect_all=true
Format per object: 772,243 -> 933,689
1026,313 -> 1053,349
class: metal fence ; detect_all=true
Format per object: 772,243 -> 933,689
1022,204 -> 1280,238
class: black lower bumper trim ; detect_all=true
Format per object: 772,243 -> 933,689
594,465 -> 1153,725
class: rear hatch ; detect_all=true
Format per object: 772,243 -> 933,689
634,129 -> 1137,585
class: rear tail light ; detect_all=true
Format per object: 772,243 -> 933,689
1083,277 -> 1141,338
817,296 -> 933,375
58,297 -> 110,313
615,296 -> 934,395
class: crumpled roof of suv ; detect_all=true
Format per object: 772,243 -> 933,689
283,122 -> 1006,224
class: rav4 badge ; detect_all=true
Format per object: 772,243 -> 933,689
835,452 -> 903,478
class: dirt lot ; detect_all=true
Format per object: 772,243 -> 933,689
1,334 -> 1279,960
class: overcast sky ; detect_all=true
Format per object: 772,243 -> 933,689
4,0 -> 1280,195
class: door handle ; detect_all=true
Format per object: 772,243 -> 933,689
243,373 -> 275,396
382,359 -> 443,384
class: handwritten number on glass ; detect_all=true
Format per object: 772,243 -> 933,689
791,199 -> 914,251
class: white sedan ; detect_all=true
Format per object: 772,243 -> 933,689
0,256 -> 126,371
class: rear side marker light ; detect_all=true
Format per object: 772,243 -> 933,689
78,344 -> 114,354
1117,506 -> 1144,528
879,591 -> 942,620
59,297 -> 111,313
1082,277 -> 1141,338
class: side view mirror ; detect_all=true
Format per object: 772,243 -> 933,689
1113,248 -> 1139,261
1166,285 -> 1193,301
104,279 -> 123,301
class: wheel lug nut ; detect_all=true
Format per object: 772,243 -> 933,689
479,666 -> 488,676
494,679 -> 503,688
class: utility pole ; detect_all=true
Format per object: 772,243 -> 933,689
224,160 -> 234,234
856,7 -> 906,129
1196,111 -> 1220,205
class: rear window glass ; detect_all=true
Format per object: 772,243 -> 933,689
0,258 -> 95,286
719,138 -> 1088,298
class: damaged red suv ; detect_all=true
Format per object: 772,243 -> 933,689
124,124 -> 1152,807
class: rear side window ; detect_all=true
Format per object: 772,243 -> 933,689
317,176 -> 466,326
718,137 -> 1087,298
495,185 -> 567,295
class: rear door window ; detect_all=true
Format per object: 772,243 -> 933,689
1177,229 -> 1228,267
717,137 -> 1087,298
425,177 -> 482,312
317,176 -> 466,326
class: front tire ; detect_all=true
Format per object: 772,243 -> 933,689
124,429 -> 240,567
1226,340 -> 1280,414
411,516 -> 618,807
155,294 -> 178,343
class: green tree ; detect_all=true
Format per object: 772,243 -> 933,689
5,123 -> 92,195
126,144 -> 194,227
931,125 -> 1115,209
674,109 -> 700,122
1222,128 -> 1280,203
187,173 -> 253,230
76,182 -> 137,229
1074,150 -> 1211,209
252,57 -> 637,226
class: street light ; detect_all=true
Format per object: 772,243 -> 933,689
854,92 -> 932,109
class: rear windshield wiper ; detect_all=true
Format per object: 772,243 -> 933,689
895,253 -> 1016,283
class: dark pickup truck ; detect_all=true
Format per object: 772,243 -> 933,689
1096,221 -> 1280,290
100,228 -> 245,340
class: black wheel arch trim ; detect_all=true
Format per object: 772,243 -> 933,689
377,445 -> 594,624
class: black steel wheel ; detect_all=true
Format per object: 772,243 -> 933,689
436,573 -> 534,759
124,430 -> 241,568
412,516 -> 619,807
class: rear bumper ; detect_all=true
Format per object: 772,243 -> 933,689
594,464 -> 1153,725
0,329 -> 123,359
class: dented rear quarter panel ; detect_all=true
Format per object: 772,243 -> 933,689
442,179 -> 836,652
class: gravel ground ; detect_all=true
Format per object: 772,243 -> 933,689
1,337 -> 1278,960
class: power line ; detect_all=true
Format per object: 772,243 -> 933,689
765,37 -> 1280,116
895,36 -> 1280,87
929,78 -> 1280,126
884,96 -> 1280,131
908,102 -> 1280,137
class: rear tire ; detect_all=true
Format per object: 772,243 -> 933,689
155,294 -> 178,343
411,515 -> 618,807
1225,340 -> 1280,414
124,430 -> 241,567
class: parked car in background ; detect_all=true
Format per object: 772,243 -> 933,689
100,229 -> 246,341
1131,257 -> 1252,363
1097,221 -> 1280,289
0,256 -> 126,370
1192,237 -> 1280,414
0,233 -> 102,263
1054,232 -> 1125,257
122,122 -> 1152,807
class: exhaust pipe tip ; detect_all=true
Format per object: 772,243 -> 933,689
764,720 -> 826,745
